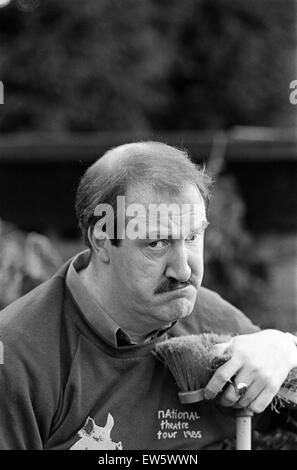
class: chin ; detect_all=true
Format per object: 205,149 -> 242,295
166,298 -> 194,321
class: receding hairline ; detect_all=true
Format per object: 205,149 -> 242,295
89,141 -> 189,173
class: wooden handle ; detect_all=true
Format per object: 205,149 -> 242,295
236,408 -> 253,450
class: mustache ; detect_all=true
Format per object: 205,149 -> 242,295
154,277 -> 198,295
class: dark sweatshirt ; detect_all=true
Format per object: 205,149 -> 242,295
0,258 -> 258,450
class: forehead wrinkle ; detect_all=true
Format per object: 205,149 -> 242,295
121,181 -> 206,238
125,182 -> 205,207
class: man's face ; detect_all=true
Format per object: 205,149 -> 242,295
107,184 -> 208,332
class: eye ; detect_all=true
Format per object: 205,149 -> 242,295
186,232 -> 200,243
148,240 -> 168,250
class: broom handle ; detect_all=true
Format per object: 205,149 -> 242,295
236,408 -> 253,450
235,386 -> 297,449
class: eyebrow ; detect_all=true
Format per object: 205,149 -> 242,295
145,219 -> 209,240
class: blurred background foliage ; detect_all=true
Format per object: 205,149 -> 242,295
0,218 -> 62,309
204,175 -> 270,314
0,0 -> 295,132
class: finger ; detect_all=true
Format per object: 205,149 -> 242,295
245,391 -> 274,414
234,368 -> 277,409
234,380 -> 264,409
219,369 -> 250,407
219,383 -> 240,407
204,357 -> 241,400
237,381 -> 280,413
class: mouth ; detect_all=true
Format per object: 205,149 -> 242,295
159,285 -> 195,297
172,284 -> 191,291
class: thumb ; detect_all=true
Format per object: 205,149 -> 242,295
211,339 -> 233,360
210,339 -> 234,372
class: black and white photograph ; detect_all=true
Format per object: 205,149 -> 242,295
0,0 -> 296,456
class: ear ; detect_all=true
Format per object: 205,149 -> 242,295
88,225 -> 110,263
105,413 -> 114,434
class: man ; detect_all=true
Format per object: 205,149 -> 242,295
0,141 -> 296,450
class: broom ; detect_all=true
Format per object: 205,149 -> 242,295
155,333 -> 297,450
155,333 -> 232,404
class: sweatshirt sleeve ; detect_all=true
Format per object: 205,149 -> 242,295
0,326 -> 56,449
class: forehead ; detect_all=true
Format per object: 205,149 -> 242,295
125,183 -> 205,209
124,183 -> 206,239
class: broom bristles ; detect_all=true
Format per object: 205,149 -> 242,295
272,367 -> 297,410
155,333 -> 232,393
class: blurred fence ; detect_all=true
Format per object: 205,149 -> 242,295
0,127 -> 296,237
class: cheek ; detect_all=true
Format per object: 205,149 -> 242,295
188,245 -> 204,272
133,260 -> 162,289
115,255 -> 161,291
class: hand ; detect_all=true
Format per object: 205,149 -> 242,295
204,329 -> 297,413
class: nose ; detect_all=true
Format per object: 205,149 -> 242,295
165,243 -> 192,283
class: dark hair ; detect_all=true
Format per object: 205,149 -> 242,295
75,141 -> 212,247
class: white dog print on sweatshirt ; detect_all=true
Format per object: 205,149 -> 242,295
70,413 -> 123,450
